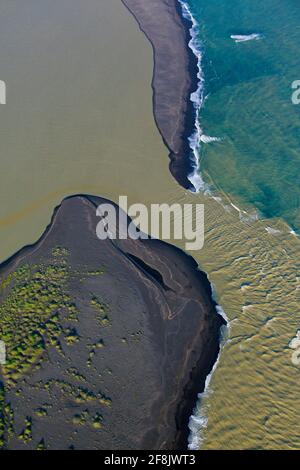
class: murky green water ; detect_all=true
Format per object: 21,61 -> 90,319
186,0 -> 300,231
0,0 -> 299,450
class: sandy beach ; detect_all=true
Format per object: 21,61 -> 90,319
122,0 -> 198,189
0,0 -> 299,450
0,195 -> 223,449
0,0 -> 225,450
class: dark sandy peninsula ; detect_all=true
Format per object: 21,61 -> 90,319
122,0 -> 198,190
0,0 -> 224,451
0,195 -> 223,450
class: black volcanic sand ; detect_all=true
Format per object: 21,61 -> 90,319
122,0 -> 199,190
0,195 -> 223,450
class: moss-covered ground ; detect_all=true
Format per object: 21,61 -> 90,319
0,246 -> 109,448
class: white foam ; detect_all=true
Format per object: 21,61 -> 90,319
178,0 -> 209,193
188,318 -> 228,449
200,134 -> 222,144
240,283 -> 251,292
289,331 -> 300,350
187,283 -> 229,450
177,1 -> 264,228
231,33 -> 263,43
177,1 -> 269,231
229,202 -> 260,223
265,226 -> 281,235
242,304 -> 253,313
240,210 -> 259,223
230,202 -> 247,214
289,227 -> 299,237
212,196 -> 222,203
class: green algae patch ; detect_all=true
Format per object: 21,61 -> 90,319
90,297 -> 111,327
0,246 -> 105,388
34,378 -> 111,409
34,407 -> 48,418
36,438 -> 47,450
0,253 -> 77,386
87,339 -> 105,368
0,243 -> 108,448
18,417 -> 32,443
72,410 -> 103,430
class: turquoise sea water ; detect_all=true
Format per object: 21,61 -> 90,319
183,0 -> 300,231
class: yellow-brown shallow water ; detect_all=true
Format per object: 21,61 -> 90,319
0,0 -> 299,449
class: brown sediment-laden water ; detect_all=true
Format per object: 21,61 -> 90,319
0,195 -> 224,449
0,0 -> 299,449
121,0 -> 300,449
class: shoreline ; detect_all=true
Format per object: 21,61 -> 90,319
0,194 -> 224,449
120,0 -> 225,449
121,0 -> 199,191
1,0 -> 299,450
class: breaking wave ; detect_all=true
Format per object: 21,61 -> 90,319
200,135 -> 222,144
178,0 -> 221,193
187,284 -> 229,450
230,33 -> 263,43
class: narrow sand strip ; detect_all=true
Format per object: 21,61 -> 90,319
122,0 -> 198,189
